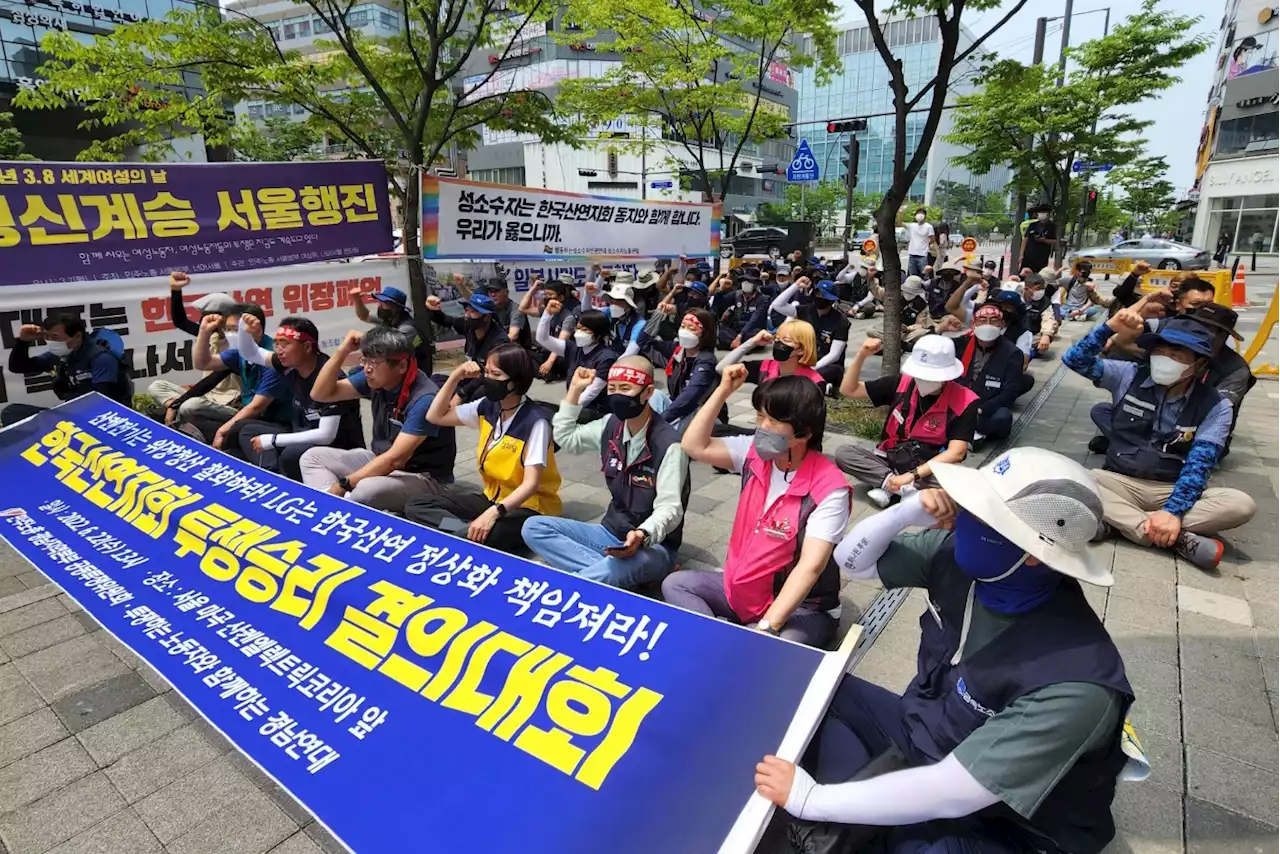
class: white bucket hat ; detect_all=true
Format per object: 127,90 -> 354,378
606,283 -> 637,308
902,334 -> 964,382
612,270 -> 636,285
191,292 -> 236,315
932,447 -> 1112,586
635,270 -> 659,289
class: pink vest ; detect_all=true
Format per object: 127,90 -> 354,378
759,359 -> 826,385
878,375 -> 978,452
722,446 -> 850,622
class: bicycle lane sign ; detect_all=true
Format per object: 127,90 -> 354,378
787,139 -> 820,182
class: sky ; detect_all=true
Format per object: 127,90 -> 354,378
837,0 -> 1221,195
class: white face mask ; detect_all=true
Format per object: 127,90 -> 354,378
46,339 -> 72,357
974,324 -> 1003,342
1027,288 -> 1044,301
914,378 -> 944,395
1149,354 -> 1190,386
1037,212 -> 1049,221
573,330 -> 594,349
677,329 -> 700,350
608,304 -> 627,319
915,214 -> 926,223
742,280 -> 757,294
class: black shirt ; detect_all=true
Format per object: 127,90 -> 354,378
1021,220 -> 1056,270
799,305 -> 851,358
270,352 -> 364,449
864,373 -> 978,444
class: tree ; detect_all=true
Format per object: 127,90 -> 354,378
1108,155 -> 1176,228
0,112 -> 35,161
948,0 -> 1208,264
556,0 -> 838,202
231,115 -> 325,163
845,0 -> 1030,374
16,0 -> 575,322
757,180 -> 864,234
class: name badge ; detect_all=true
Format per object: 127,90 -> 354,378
1121,404 -> 1146,417
389,418 -> 404,428
891,409 -> 905,424
304,409 -> 320,423
984,379 -> 1002,388
629,473 -> 654,489
763,517 -> 795,540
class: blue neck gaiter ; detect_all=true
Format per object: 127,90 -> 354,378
953,510 -> 1061,614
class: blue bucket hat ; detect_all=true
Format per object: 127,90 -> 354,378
373,286 -> 408,307
685,280 -> 709,296
990,289 -> 1023,309
1137,316 -> 1216,357
816,279 -> 840,301
465,293 -> 496,315
694,260 -> 712,273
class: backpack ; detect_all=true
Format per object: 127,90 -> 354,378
88,328 -> 126,362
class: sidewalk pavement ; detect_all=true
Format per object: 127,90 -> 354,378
0,319 -> 1274,853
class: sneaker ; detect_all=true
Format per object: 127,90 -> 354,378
1091,521 -> 1113,543
1088,435 -> 1110,454
971,431 -> 987,448
1175,532 -> 1224,571
867,488 -> 892,509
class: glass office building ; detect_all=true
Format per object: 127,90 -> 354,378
794,18 -> 1007,204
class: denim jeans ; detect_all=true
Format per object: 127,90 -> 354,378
907,254 -> 928,277
520,517 -> 674,589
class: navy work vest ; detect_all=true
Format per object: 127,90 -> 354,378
1105,366 -> 1221,483
609,312 -> 643,356
957,335 -> 1021,405
369,371 -> 454,481
565,341 -> 617,409
598,414 -> 689,549
900,540 -> 1133,854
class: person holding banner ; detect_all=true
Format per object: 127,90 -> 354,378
716,319 -> 826,388
521,358 -> 690,589
425,293 -> 508,401
298,326 -> 456,512
352,285 -> 433,373
534,302 -> 616,423
2,314 -> 134,426
666,370 -> 849,647
233,316 -> 365,481
410,343 -> 561,553
755,449 -> 1134,854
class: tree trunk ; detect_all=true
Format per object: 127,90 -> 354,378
874,206 -> 904,375
399,166 -> 436,354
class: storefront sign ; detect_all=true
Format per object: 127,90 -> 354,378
1236,93 -> 1279,108
422,175 -> 719,260
0,394 -> 852,854
1205,163 -> 1276,191
0,160 -> 393,285
24,0 -> 142,22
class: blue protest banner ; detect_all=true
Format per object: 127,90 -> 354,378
0,396 -> 851,854
787,140 -> 820,183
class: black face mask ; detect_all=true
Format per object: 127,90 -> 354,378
815,298 -> 834,313
481,377 -> 511,402
377,308 -> 398,324
607,391 -> 647,420
772,341 -> 795,362
465,316 -> 488,331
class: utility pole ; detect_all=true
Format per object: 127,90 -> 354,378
1011,16 -> 1048,269
841,135 -> 860,263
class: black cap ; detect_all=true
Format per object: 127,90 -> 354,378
1184,302 -> 1243,341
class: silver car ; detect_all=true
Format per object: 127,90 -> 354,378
1069,238 -> 1210,271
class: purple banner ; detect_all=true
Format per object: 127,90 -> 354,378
0,160 -> 394,286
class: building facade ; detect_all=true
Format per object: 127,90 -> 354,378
0,0 -> 208,159
1189,0 -> 1278,253
794,17 -> 1009,208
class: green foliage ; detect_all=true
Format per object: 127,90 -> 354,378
556,0 -> 839,201
947,0 -> 1208,253
933,180 -> 1010,234
757,181 -> 869,233
0,112 -> 35,161
231,116 -> 324,162
1107,155 -> 1176,226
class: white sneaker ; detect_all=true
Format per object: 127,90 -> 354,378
867,488 -> 892,508
973,431 -> 987,443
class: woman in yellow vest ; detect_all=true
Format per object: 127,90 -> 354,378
411,343 -> 562,553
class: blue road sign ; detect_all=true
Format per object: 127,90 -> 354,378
787,139 -> 820,182
1072,161 -> 1114,173
650,180 -> 673,189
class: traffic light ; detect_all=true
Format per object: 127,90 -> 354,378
827,118 -> 868,133
1086,189 -> 1098,217
843,137 -> 860,190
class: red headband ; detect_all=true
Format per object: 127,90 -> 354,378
682,314 -> 704,333
974,304 -> 1004,322
276,326 -> 317,345
608,365 -> 652,387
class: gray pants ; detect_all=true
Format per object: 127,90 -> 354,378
834,442 -> 940,489
660,569 -> 834,648
298,447 -> 444,514
148,380 -> 237,439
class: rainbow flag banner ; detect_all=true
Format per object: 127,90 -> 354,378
422,175 -> 720,261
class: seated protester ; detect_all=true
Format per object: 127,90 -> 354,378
769,279 -> 850,392
836,335 -> 976,508
756,451 -> 1134,854
665,369 -> 850,648
352,283 -> 432,373
605,275 -> 647,358
900,274 -> 927,325
981,258 -> 1000,288
709,273 -> 739,322
425,292 -> 508,401
232,316 -> 364,481
1184,304 -> 1255,444
942,260 -> 989,325
1108,276 -> 1219,359
672,278 -> 711,324
717,318 -> 827,388
1023,272 -> 1061,358
638,304 -> 720,428
521,358 -> 690,589
146,273 -> 242,434
1063,309 -> 1256,569
299,327 -> 455,512
904,263 -> 964,345
737,266 -> 790,346
1060,263 -> 1112,322
1106,260 -> 1153,312
719,268 -> 770,349
484,279 -> 530,347
843,262 -> 880,319
518,274 -> 580,381
2,313 -> 133,426
632,269 -> 662,316
954,304 -> 1027,444
408,344 -> 561,554
534,302 -> 615,423
987,288 -> 1037,395
194,307 -> 285,451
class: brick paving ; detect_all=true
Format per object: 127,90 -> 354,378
0,309 -> 1273,853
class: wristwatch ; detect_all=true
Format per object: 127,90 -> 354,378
639,530 -> 653,548
337,476 -> 353,492
494,503 -> 508,519
756,619 -> 780,636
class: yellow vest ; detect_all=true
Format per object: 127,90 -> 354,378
476,400 -> 562,516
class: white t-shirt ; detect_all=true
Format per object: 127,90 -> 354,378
455,400 -> 551,468
721,436 -> 851,543
906,221 -> 934,256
